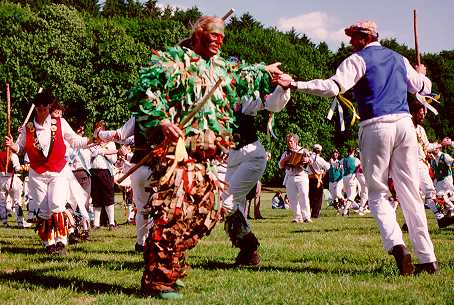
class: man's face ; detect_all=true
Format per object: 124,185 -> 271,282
51,109 -> 62,118
287,137 -> 297,150
333,151 -> 339,159
414,107 -> 427,125
35,103 -> 50,118
349,32 -> 368,52
196,23 -> 224,58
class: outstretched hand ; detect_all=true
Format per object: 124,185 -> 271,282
275,74 -> 294,89
161,120 -> 184,143
265,62 -> 283,77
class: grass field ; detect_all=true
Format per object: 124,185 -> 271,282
1,192 -> 453,305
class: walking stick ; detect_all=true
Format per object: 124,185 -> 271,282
116,78 -> 224,184
413,9 -> 421,66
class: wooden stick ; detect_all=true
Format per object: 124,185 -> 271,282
117,78 -> 223,184
21,104 -> 35,127
413,9 -> 421,66
222,8 -> 235,21
5,82 -> 11,173
179,78 -> 223,128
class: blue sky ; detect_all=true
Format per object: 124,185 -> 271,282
156,0 -> 453,54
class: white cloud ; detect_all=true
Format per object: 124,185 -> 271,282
276,12 -> 349,49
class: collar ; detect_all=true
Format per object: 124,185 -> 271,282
363,41 -> 381,49
34,114 -> 51,128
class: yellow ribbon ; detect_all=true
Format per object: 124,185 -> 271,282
336,94 -> 360,127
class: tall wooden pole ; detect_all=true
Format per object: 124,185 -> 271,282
5,82 -> 11,173
413,9 -> 421,66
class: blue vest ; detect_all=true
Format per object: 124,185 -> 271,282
343,156 -> 356,176
328,160 -> 343,183
353,46 -> 409,121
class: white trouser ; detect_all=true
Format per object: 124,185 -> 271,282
343,174 -> 358,202
435,176 -> 454,196
222,141 -> 267,222
359,115 -> 436,263
356,173 -> 368,209
329,180 -> 343,202
130,165 -> 153,246
66,168 -> 90,221
418,162 -> 436,199
0,175 -> 23,224
28,167 -> 69,219
285,173 -> 310,221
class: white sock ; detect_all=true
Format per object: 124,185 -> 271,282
105,205 -> 115,225
94,207 -> 102,227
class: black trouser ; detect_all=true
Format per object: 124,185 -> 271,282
309,177 -> 324,218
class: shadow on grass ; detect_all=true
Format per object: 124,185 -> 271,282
0,246 -> 43,255
190,259 -> 381,276
86,258 -> 143,271
0,268 -> 140,296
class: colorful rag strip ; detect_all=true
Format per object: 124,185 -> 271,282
416,92 -> 440,115
327,94 -> 360,131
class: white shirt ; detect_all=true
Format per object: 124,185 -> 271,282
308,153 -> 330,175
16,115 -> 88,156
293,42 -> 431,97
0,153 -> 21,176
279,146 -> 309,176
415,124 -> 437,161
91,141 -> 117,170
68,146 -> 92,172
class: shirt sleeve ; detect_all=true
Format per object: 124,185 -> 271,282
403,57 -> 432,94
98,117 -> 135,142
444,153 -> 454,165
10,153 -> 21,172
16,128 -> 27,155
240,86 -> 290,116
61,118 -> 88,148
263,86 -> 291,112
294,54 -> 366,97
279,151 -> 289,169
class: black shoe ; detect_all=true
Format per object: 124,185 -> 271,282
79,230 -> 90,241
68,233 -> 79,245
235,250 -> 261,266
401,223 -> 408,232
437,215 -> 454,228
135,243 -> 144,252
45,244 -> 56,255
415,262 -> 439,275
108,224 -> 117,231
55,242 -> 67,256
390,245 -> 415,276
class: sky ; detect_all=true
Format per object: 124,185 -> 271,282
156,0 -> 453,54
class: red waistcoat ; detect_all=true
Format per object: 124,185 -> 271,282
0,151 -> 14,173
25,117 -> 67,174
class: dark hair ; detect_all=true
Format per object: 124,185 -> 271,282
95,120 -> 106,130
33,89 -> 57,106
50,101 -> 64,113
408,99 -> 425,114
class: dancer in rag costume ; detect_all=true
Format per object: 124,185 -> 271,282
111,15 -> 289,298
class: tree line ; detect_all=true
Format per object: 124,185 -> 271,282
1,0 -> 453,185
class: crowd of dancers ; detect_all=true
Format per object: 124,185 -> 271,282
2,14 -> 453,299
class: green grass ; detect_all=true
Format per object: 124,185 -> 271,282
1,192 -> 454,305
